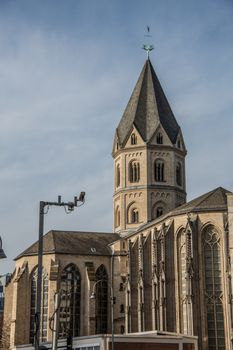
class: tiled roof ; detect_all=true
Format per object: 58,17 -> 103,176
131,187 -> 231,235
116,59 -> 180,145
16,231 -> 120,260
171,186 -> 230,215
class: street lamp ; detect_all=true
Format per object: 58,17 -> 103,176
35,193 -> 85,350
90,279 -> 115,350
0,237 -> 6,259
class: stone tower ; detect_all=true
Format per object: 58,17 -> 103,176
112,59 -> 187,235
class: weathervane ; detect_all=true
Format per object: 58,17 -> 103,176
142,26 -> 154,59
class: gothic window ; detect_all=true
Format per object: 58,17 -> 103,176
203,226 -> 225,350
177,230 -> 188,334
131,208 -> 139,223
95,265 -> 108,334
156,132 -> 163,144
177,139 -> 181,148
115,206 -> 120,228
30,267 -> 48,343
116,164 -> 120,187
59,264 -> 81,338
154,160 -> 165,182
129,161 -> 140,182
131,133 -> 137,145
176,162 -> 182,186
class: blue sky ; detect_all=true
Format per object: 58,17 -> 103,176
0,0 -> 233,273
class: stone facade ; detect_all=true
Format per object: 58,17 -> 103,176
3,58 -> 233,350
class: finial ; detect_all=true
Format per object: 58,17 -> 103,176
142,26 -> 154,59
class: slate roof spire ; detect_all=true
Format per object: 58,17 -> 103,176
116,59 -> 180,146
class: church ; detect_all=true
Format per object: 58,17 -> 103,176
3,56 -> 233,350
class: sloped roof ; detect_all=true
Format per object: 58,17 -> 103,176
171,187 -> 230,215
116,59 -> 180,145
16,230 -> 120,260
129,187 -> 231,236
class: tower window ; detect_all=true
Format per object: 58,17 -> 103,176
177,139 -> 181,148
176,162 -> 182,186
156,132 -> 163,144
154,160 -> 165,182
131,133 -> 137,145
156,207 -> 164,218
116,164 -> 120,187
115,206 -> 120,228
129,161 -> 140,182
131,208 -> 139,223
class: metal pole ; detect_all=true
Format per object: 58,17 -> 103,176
110,287 -> 114,350
35,201 -> 45,350
52,292 -> 60,350
111,251 -> 114,350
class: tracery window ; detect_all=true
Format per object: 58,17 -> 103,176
129,161 -> 140,182
59,264 -> 81,338
154,160 -> 165,182
177,230 -> 188,334
156,132 -> 163,144
176,162 -> 182,186
131,133 -> 137,145
95,265 -> 108,334
30,267 -> 48,343
116,164 -> 120,187
203,226 -> 225,350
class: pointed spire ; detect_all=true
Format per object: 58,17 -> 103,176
116,60 -> 180,145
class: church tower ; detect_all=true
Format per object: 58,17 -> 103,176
113,59 -> 187,235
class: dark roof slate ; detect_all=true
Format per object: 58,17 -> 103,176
171,187 -> 230,215
116,59 -> 180,145
16,230 -> 120,260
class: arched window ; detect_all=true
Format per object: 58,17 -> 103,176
156,132 -> 163,144
131,208 -> 139,223
30,267 -> 48,343
203,226 -> 225,349
154,160 -> 165,182
176,162 -> 182,186
95,265 -> 108,334
177,229 -> 188,334
177,139 -> 181,149
116,164 -> 120,187
59,264 -> 81,338
129,161 -> 140,182
115,206 -> 120,227
131,133 -> 137,145
156,207 -> 164,218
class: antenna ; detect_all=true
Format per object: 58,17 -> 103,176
142,25 -> 154,59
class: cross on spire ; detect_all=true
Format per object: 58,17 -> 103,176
142,26 -> 154,59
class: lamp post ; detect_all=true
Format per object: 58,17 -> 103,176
35,193 -> 85,350
90,280 -> 115,350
